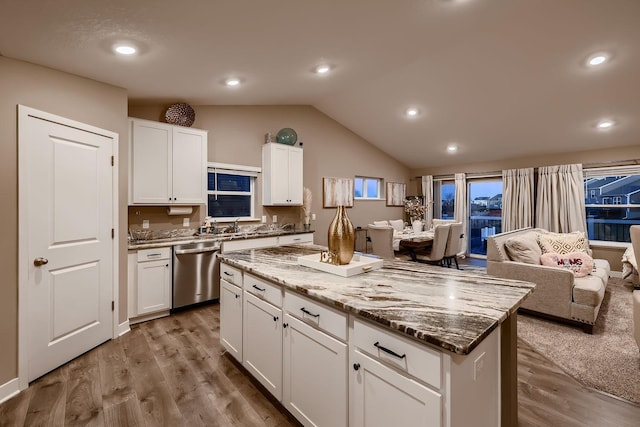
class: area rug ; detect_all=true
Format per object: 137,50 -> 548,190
517,277 -> 640,404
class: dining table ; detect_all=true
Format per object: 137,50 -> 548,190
395,228 -> 434,261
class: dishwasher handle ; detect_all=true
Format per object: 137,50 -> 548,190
174,246 -> 220,255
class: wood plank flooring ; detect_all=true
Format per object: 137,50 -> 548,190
2,299 -> 639,426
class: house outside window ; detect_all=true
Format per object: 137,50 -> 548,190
584,167 -> 640,243
354,176 -> 382,199
207,163 -> 259,221
434,180 -> 455,219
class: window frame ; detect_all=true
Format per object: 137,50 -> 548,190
583,165 -> 640,244
354,176 -> 383,200
207,162 -> 260,222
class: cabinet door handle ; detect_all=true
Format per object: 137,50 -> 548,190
374,342 -> 406,359
234,294 -> 240,299
224,271 -> 234,276
300,307 -> 320,318
353,363 -> 361,371
166,264 -> 169,267
283,323 -> 288,328
252,284 -> 266,292
273,316 -> 279,322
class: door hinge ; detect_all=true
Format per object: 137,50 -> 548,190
111,228 -> 115,239
111,301 -> 115,311
111,156 -> 114,166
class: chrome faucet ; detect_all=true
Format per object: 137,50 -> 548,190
233,218 -> 240,233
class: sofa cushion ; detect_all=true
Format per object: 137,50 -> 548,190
537,231 -> 590,255
504,231 -> 542,264
573,275 -> 606,306
373,220 -> 389,227
593,258 -> 611,278
540,252 -> 594,277
388,219 -> 404,232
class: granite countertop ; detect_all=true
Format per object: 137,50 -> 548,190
218,244 -> 535,355
128,229 -> 314,250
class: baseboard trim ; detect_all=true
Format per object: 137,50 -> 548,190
0,378 -> 20,404
118,320 -> 131,337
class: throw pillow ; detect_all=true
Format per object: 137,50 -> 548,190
540,251 -> 594,277
504,232 -> 542,264
537,231 -> 590,255
388,219 -> 404,232
372,220 -> 389,227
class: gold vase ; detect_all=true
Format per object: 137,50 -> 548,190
327,205 -> 355,265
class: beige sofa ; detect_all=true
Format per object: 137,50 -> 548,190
487,227 -> 611,333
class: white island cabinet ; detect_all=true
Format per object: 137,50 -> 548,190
262,142 -> 303,205
129,117 -> 207,205
219,259 -> 505,427
219,263 -> 243,362
283,291 -> 348,427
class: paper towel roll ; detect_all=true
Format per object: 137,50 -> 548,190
167,206 -> 193,216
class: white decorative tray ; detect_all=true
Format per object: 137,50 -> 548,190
297,253 -> 383,277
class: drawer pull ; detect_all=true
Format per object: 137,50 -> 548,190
300,307 -> 320,318
147,253 -> 162,257
252,284 -> 266,292
224,271 -> 234,276
374,342 -> 406,360
293,238 -> 301,241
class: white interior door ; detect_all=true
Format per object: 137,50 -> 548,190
21,108 -> 114,382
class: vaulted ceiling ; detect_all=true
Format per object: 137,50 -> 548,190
1,0 -> 638,169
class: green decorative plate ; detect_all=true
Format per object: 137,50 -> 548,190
276,128 -> 297,145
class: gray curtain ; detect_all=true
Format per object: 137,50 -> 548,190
421,175 -> 433,229
502,168 -> 534,231
535,164 -> 587,233
454,173 -> 467,255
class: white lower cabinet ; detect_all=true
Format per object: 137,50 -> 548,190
350,349 -> 441,427
243,291 -> 283,400
283,314 -> 348,427
134,248 -> 172,319
220,279 -> 243,362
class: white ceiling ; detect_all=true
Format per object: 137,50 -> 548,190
1,0 -> 638,169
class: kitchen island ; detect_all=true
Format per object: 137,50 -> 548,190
218,245 -> 535,427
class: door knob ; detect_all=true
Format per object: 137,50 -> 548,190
33,257 -> 49,266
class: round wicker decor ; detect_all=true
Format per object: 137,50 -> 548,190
165,103 -> 195,127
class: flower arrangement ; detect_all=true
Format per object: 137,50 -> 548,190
404,196 -> 426,222
302,187 -> 312,224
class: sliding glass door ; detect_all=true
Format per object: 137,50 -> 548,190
468,179 -> 503,256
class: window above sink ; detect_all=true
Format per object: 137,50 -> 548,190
207,162 -> 261,221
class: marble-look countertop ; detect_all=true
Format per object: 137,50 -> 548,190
128,230 -> 314,250
218,245 -> 535,355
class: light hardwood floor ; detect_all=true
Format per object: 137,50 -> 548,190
2,299 -> 639,426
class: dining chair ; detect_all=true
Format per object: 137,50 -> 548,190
415,224 -> 450,265
443,222 -> 464,269
367,224 -> 395,259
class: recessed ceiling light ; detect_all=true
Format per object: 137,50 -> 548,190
225,78 -> 240,87
587,52 -> 609,67
596,119 -> 615,129
447,144 -> 458,153
113,45 -> 136,55
315,64 -> 331,74
405,108 -> 419,117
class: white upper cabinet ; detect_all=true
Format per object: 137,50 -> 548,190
262,143 -> 303,206
129,118 -> 207,205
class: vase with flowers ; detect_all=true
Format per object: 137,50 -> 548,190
404,197 -> 427,234
302,187 -> 312,231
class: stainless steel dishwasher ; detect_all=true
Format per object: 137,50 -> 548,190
172,240 -> 221,310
